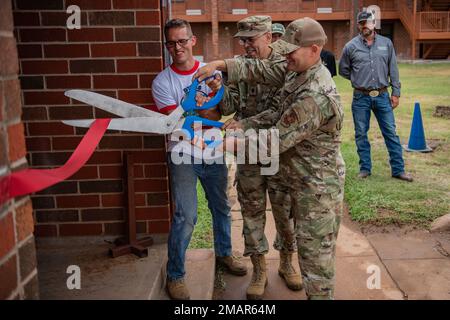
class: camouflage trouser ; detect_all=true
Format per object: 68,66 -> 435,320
236,164 -> 296,257
289,153 -> 345,300
335,151 -> 346,237
268,171 -> 297,253
291,189 -> 342,300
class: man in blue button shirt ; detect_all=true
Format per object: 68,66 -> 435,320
339,10 -> 413,182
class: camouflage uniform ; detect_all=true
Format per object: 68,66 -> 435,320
220,16 -> 296,257
224,17 -> 345,299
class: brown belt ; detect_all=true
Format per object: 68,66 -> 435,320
354,87 -> 388,97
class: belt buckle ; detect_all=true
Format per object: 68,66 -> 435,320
369,90 -> 379,97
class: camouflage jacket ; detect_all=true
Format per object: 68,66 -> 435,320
219,49 -> 286,127
226,58 -> 344,196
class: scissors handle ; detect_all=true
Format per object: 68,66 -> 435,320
182,115 -> 224,146
181,77 -> 225,112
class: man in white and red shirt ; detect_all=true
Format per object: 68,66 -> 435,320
152,19 -> 247,300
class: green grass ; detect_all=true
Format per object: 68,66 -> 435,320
189,182 -> 213,249
335,63 -> 450,227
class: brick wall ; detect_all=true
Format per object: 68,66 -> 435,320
186,14 -> 417,62
196,21 -> 350,62
190,22 -> 209,60
332,21 -> 352,59
13,0 -> 171,238
0,0 -> 39,300
219,22 -> 244,58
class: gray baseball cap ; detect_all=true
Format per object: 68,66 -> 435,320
357,11 -> 375,23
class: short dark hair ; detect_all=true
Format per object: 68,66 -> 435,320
164,18 -> 193,39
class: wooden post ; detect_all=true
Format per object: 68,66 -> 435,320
126,153 -> 137,245
109,152 -> 153,258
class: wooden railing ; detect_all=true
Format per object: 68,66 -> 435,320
397,0 -> 450,36
419,11 -> 450,32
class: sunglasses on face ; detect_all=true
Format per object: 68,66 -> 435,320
165,37 -> 192,48
238,33 -> 266,46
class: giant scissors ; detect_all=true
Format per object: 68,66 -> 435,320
63,77 -> 225,143
0,79 -> 225,203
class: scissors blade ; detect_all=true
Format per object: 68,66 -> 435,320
65,89 -> 163,119
63,108 -> 185,134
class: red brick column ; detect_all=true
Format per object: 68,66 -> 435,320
13,0 -> 171,238
211,0 -> 219,60
0,0 -> 38,300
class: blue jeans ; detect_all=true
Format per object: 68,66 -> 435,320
351,91 -> 405,176
166,155 -> 231,280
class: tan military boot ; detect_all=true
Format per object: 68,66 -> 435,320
166,278 -> 190,300
278,252 -> 303,291
246,254 -> 268,300
216,256 -> 248,276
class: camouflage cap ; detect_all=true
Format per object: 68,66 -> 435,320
271,23 -> 285,35
234,15 -> 272,38
270,17 -> 327,55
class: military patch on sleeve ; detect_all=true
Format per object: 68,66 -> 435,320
280,108 -> 299,128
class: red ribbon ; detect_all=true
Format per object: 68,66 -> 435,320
0,119 -> 111,205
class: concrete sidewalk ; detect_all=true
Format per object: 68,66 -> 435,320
215,180 -> 404,300
216,164 -> 450,300
365,227 -> 450,299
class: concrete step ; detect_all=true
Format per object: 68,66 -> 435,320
157,248 -> 216,300
36,235 -> 168,300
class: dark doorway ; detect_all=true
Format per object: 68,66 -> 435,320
378,21 -> 394,41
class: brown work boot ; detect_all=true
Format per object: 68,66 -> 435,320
246,254 -> 268,300
392,172 -> 413,182
358,171 -> 371,179
278,252 -> 303,291
166,278 -> 190,300
216,255 -> 247,276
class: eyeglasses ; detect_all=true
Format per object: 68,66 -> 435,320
238,33 -> 266,46
165,37 -> 192,48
